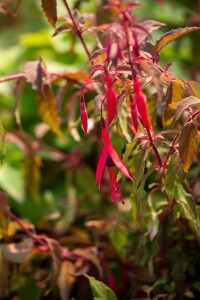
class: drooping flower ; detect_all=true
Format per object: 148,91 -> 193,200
96,125 -> 132,204
134,77 -> 152,131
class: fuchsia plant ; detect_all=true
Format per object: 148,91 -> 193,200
1,0 -> 200,298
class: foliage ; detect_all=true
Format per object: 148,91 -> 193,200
0,0 -> 200,299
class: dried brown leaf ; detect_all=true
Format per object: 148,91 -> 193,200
41,0 -> 57,28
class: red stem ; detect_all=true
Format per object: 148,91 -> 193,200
0,73 -> 25,83
62,0 -> 91,59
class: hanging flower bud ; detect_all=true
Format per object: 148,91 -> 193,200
105,75 -> 117,127
80,95 -> 88,135
134,78 -> 152,131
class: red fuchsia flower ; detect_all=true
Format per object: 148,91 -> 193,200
80,95 -> 88,135
134,77 -> 152,131
105,74 -> 117,127
96,125 -> 132,205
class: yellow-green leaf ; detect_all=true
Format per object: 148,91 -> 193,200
41,0 -> 57,28
85,275 -> 118,300
187,80 -> 200,98
36,84 -> 64,138
155,27 -> 200,53
179,122 -> 198,172
57,261 -> 75,300
0,192 -> 9,240
162,80 -> 184,128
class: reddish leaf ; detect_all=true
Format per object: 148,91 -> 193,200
174,96 -> 200,123
179,122 -> 198,172
41,0 -> 57,28
155,27 -> 200,53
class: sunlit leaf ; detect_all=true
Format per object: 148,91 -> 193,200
179,122 -> 198,172
187,80 -> 200,98
155,27 -> 200,53
0,164 -> 25,203
36,83 -> 64,138
41,0 -> 57,28
46,238 -> 62,283
174,96 -> 200,123
85,275 -> 118,300
57,261 -> 75,300
162,80 -> 184,128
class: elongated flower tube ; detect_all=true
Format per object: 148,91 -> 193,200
105,75 -> 117,127
96,125 -> 132,204
134,77 -> 152,131
80,95 -> 88,135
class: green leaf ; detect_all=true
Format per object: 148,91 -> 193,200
179,122 -> 198,172
0,163 -> 25,203
41,0 -> 57,28
36,83 -> 64,138
174,96 -> 200,123
109,226 -> 127,259
164,153 -> 184,199
175,184 -> 197,220
85,275 -> 118,300
162,80 -> 184,128
187,81 -> 200,98
155,27 -> 200,53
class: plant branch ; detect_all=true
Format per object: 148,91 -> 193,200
0,73 -> 25,83
62,0 -> 91,59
